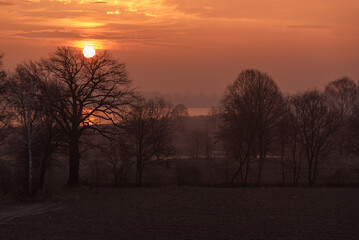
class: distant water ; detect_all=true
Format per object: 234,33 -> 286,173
187,108 -> 210,116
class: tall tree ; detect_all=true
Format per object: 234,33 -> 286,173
220,69 -> 284,185
277,99 -> 303,186
325,77 -> 358,156
4,63 -> 63,194
0,54 -> 13,193
5,63 -> 41,195
36,47 -> 134,186
0,54 -> 10,140
290,90 -> 338,185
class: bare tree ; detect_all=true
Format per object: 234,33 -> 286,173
5,64 -> 41,195
3,63 -> 63,194
290,90 -> 338,185
103,139 -> 132,186
124,97 -> 187,186
0,54 -> 13,194
151,99 -> 187,160
33,46 -> 134,187
0,54 -> 10,143
325,77 -> 358,156
220,69 -> 284,185
277,99 -> 303,186
186,129 -> 203,159
0,54 -> 11,144
276,100 -> 290,185
349,106 -> 359,154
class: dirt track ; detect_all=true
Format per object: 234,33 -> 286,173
1,187 -> 358,240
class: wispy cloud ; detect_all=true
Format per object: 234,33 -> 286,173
288,25 -> 332,29
0,1 -> 14,5
0,0 -> 358,51
13,30 -> 83,39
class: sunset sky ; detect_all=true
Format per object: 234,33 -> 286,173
0,0 -> 358,97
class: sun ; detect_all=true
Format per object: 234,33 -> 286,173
83,46 -> 96,58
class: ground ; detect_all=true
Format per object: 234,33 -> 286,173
1,187 -> 359,240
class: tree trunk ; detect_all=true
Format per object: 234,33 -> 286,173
257,151 -> 265,185
138,167 -> 143,187
230,156 -> 247,185
240,163 -> 244,183
244,157 -> 250,184
308,160 -> 313,186
230,164 -> 242,186
292,143 -> 302,186
295,150 -> 302,186
257,160 -> 264,185
136,163 -> 139,186
312,156 -> 319,185
281,143 -> 286,185
26,97 -> 33,196
38,153 -> 49,190
67,136 -> 80,187
293,163 -> 297,186
257,138 -> 265,186
135,157 -> 143,187
136,163 -> 143,187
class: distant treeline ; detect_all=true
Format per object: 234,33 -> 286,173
143,91 -> 220,108
0,49 -> 358,196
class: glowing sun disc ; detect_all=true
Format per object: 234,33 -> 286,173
83,46 -> 96,58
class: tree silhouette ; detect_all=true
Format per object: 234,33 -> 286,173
290,90 -> 338,185
3,63 -> 64,194
0,54 -> 13,193
34,47 -> 134,187
325,77 -> 358,156
124,97 -> 187,186
220,69 -> 284,185
0,54 -> 9,137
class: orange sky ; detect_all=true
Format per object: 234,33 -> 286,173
0,0 -> 358,96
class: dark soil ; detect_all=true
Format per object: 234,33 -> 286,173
1,187 -> 358,240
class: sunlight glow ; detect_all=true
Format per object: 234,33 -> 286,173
73,40 -> 103,49
107,10 -> 121,15
82,108 -> 96,125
